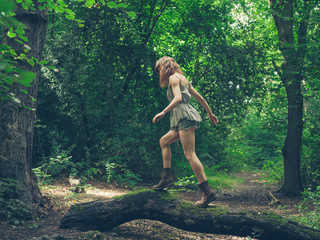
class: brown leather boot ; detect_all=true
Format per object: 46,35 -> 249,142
152,168 -> 174,190
195,181 -> 216,207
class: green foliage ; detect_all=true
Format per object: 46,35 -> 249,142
290,186 -> 320,230
33,0 -> 269,185
29,0 -> 320,192
0,0 -> 137,101
300,94 -> 320,186
103,156 -> 142,187
206,169 -> 245,191
0,0 -> 40,101
0,178 -> 31,224
175,175 -> 197,188
261,158 -> 284,185
33,153 -> 74,184
223,83 -> 287,173
168,175 -> 198,193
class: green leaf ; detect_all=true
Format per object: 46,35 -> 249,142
127,11 -> 137,18
85,0 -> 95,8
57,0 -> 67,7
21,2 -> 28,9
66,14 -> 75,20
0,0 -> 15,11
65,9 -> 74,15
15,39 -> 24,44
7,31 -> 17,38
117,3 -> 128,8
19,89 -> 28,94
107,1 -> 117,8
16,28 -> 26,36
20,35 -> 28,42
22,106 -> 36,111
39,60 -> 48,65
19,71 -> 35,87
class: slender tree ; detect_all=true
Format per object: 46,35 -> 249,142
269,0 -> 314,195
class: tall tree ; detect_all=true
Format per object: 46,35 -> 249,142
269,0 -> 315,195
0,1 -> 48,217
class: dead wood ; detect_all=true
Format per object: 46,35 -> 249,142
60,189 -> 320,240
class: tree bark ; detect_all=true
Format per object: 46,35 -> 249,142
0,2 -> 48,217
281,70 -> 304,195
269,0 -> 312,195
60,190 -> 320,240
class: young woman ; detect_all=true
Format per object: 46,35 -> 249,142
152,56 -> 218,207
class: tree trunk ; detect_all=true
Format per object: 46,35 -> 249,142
60,190 -> 320,240
281,68 -> 304,195
269,0 -> 311,195
0,2 -> 48,218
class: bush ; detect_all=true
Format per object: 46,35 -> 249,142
103,156 -> 142,187
33,152 -> 74,184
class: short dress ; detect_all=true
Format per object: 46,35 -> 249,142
167,78 -> 202,131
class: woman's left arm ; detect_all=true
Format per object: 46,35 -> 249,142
189,84 -> 218,125
153,76 -> 182,123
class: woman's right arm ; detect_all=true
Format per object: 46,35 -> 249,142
189,84 -> 218,125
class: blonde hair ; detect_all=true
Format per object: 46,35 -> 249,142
155,57 -> 184,87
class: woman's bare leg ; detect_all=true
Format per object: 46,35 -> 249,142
180,128 -> 216,206
159,130 -> 180,168
179,128 -> 207,183
152,130 -> 180,190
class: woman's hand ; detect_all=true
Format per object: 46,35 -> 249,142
209,113 -> 218,125
153,112 -> 165,124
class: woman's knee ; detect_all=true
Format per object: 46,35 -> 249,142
159,137 -> 168,149
184,150 -> 196,162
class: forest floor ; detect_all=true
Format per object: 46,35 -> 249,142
0,172 -> 303,240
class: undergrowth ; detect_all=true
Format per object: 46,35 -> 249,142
206,169 -> 245,191
168,169 -> 245,193
0,178 -> 31,225
289,186 -> 320,230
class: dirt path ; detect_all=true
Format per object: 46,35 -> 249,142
0,173 -> 301,240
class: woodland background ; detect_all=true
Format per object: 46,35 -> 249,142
32,0 -> 319,187
1,0 -> 320,233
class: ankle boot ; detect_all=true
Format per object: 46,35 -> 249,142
152,168 -> 174,190
195,181 -> 216,207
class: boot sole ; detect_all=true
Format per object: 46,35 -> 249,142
196,194 -> 217,208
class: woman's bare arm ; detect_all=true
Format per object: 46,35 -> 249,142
189,84 -> 218,125
152,76 -> 182,123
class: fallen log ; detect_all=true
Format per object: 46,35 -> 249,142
60,189 -> 320,240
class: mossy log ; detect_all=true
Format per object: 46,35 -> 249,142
60,189 -> 320,240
